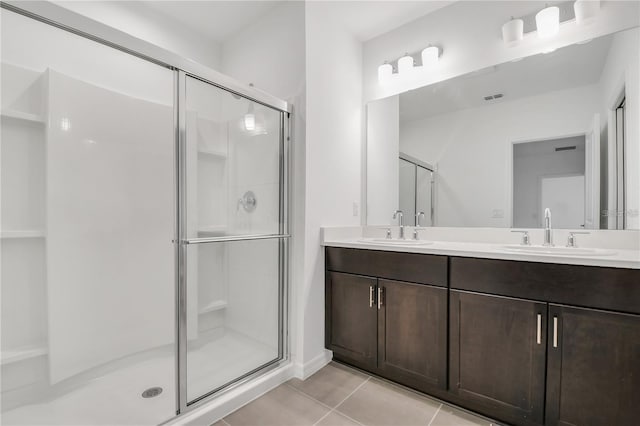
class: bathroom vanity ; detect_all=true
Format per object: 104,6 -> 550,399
323,231 -> 640,426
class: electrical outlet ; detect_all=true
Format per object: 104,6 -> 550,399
353,202 -> 359,217
492,209 -> 504,218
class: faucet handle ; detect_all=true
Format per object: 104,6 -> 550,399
511,230 -> 531,246
386,228 -> 392,239
567,231 -> 590,248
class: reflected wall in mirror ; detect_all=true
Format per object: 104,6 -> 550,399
366,27 -> 639,230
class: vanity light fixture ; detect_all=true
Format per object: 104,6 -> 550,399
535,5 -> 560,39
502,17 -> 524,46
574,0 -> 600,25
421,46 -> 440,67
377,46 -> 443,85
397,53 -> 414,75
377,62 -> 393,85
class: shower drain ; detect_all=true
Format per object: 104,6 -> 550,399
141,387 -> 163,398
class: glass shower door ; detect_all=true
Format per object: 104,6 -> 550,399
1,9 -> 176,425
181,76 -> 287,404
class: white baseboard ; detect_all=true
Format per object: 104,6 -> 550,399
292,349 -> 333,380
165,363 -> 295,426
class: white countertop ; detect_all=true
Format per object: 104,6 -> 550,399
321,227 -> 640,269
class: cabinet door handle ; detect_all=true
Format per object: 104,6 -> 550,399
377,287 -> 384,309
536,314 -> 542,345
369,286 -> 374,308
553,316 -> 558,348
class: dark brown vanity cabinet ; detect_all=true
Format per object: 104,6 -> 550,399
449,290 -> 547,424
325,248 -> 448,393
451,257 -> 640,426
377,279 -> 447,392
326,272 -> 378,369
545,305 -> 640,426
326,249 -> 640,426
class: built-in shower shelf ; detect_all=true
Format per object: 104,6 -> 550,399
198,148 -> 227,158
1,109 -> 46,124
1,346 -> 48,365
1,230 -> 46,239
199,300 -> 228,314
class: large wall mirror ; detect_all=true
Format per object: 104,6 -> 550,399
366,26 -> 639,230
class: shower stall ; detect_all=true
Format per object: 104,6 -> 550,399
0,4 -> 290,425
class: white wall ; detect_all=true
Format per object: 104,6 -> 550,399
220,2 -> 305,103
55,0 -> 221,69
598,28 -> 640,229
302,2 -> 363,370
366,96 -> 399,225
400,85 -> 600,227
363,1 -> 640,103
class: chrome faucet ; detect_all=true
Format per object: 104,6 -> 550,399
543,208 -> 553,246
414,212 -> 426,240
393,210 -> 404,239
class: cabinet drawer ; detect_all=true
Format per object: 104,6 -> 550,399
326,247 -> 447,287
450,257 -> 640,314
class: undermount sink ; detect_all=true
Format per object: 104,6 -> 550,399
501,245 -> 617,257
359,238 -> 434,246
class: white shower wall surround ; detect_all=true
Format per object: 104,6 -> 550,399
1,6 -> 289,425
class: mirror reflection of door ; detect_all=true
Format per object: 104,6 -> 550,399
540,175 -> 585,228
399,154 -> 434,226
399,158 -> 416,225
513,136 -> 587,228
416,166 -> 433,227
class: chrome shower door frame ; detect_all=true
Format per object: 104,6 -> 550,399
175,71 -> 291,413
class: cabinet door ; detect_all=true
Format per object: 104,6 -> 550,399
326,272 -> 378,369
546,305 -> 640,426
377,279 -> 447,392
450,291 -> 546,425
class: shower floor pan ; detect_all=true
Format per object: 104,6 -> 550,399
2,330 -> 276,425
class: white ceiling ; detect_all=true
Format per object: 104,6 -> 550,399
139,1 -> 453,44
399,34 -> 614,123
140,1 -> 284,43
318,1 -> 455,42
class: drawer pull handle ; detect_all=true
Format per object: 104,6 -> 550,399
536,314 -> 542,345
377,287 -> 384,310
553,316 -> 558,348
369,286 -> 374,308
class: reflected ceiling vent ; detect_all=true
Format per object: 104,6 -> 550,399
555,146 -> 577,152
483,93 -> 504,101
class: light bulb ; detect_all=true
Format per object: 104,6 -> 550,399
574,0 -> 600,25
60,118 -> 71,132
244,113 -> 255,131
398,54 -> 414,75
502,18 -> 524,46
421,46 -> 440,67
536,6 -> 560,39
377,63 -> 393,85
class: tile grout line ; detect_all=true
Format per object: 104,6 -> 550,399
427,403 -> 443,426
333,376 -> 371,410
291,375 -> 370,426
